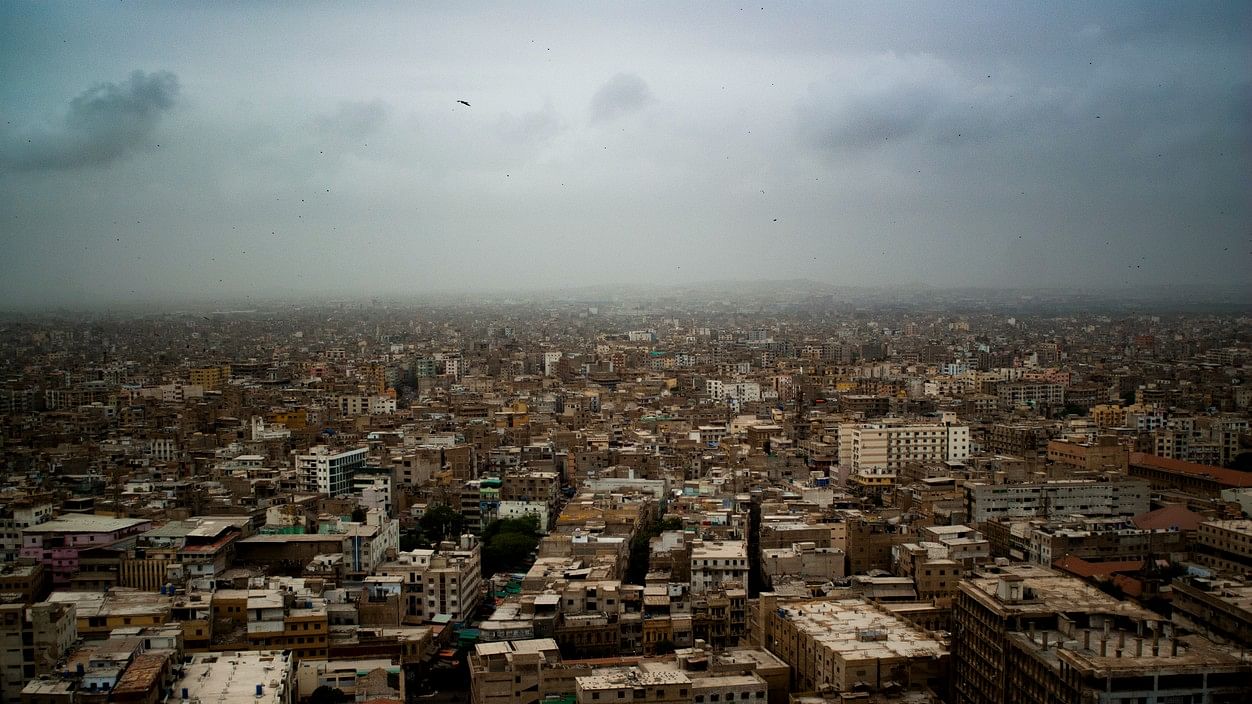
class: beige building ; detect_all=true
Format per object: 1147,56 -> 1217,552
755,595 -> 947,695
0,602 -> 76,702
838,419 -> 970,471
1193,520 -> 1252,574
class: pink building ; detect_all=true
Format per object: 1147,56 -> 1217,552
21,515 -> 152,586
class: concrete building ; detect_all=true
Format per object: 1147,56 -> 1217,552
755,595 -> 947,695
964,479 -> 1150,524
952,565 -> 1250,704
1192,520 -> 1252,575
838,419 -> 970,471
0,602 -> 76,703
1027,517 -> 1188,566
0,494 -> 56,563
20,515 -> 153,587
996,382 -> 1064,410
1127,453 -> 1252,499
1170,576 -> 1252,648
1045,436 -> 1128,473
170,650 -> 294,704
294,445 -> 368,497
691,540 -> 748,594
375,535 -> 483,624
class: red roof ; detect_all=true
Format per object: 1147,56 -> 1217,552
1132,504 -> 1205,531
1129,453 -> 1252,488
1053,555 -> 1144,578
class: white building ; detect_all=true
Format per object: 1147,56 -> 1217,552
497,501 -> 550,532
543,351 -> 563,376
295,446 -> 367,497
376,534 -> 483,623
838,418 -> 970,470
690,539 -> 748,594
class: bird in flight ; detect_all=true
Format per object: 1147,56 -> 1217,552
457,100 -> 471,107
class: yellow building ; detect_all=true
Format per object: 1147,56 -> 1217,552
1090,404 -> 1126,428
189,365 -> 231,391
268,408 -> 308,430
495,401 -> 530,429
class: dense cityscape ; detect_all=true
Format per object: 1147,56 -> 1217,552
3,2 -> 1250,703
0,290 -> 1249,703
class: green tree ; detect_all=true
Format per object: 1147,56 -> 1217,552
308,686 -> 349,704
420,503 -> 465,543
486,532 -> 540,570
480,515 -> 543,577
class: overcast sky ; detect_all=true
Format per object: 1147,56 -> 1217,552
1,1 -> 1248,307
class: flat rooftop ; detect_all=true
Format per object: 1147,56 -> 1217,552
22,515 -> 149,534
774,598 -> 946,661
173,651 -> 292,704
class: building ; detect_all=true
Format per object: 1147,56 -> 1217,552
1127,453 -> 1252,499
20,515 -> 153,586
838,418 -> 971,471
170,650 -> 294,704
951,561 -> 1246,701
755,595 -> 947,695
1027,517 -> 1187,565
119,518 -> 241,591
964,479 -> 1149,524
1045,436 -> 1128,473
690,540 -> 748,594
0,494 -> 56,563
0,602 -> 76,703
996,382 -> 1064,410
1192,520 -> 1252,575
189,365 -> 231,391
1170,576 -> 1252,648
375,535 -> 483,624
952,565 -> 1249,704
295,445 -> 368,497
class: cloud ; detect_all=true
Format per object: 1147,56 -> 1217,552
497,101 -> 564,145
313,100 -> 389,138
795,53 -> 1055,155
589,73 -> 653,123
1,70 -> 179,171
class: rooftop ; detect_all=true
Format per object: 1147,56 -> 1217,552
22,515 -> 149,534
172,651 -> 292,704
772,598 -> 946,661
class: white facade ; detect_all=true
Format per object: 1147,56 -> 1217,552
838,421 -> 971,470
295,446 -> 367,497
690,539 -> 748,594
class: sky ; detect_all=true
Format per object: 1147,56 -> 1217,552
0,1 -> 1248,308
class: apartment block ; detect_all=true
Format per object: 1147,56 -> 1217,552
964,479 -> 1149,524
755,594 -> 947,695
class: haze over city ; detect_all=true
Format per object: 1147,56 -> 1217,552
0,1 -> 1248,309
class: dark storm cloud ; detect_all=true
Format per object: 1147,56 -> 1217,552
589,73 -> 653,123
1,70 -> 179,171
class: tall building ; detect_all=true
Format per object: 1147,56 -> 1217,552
189,364 -> 231,391
0,602 -> 77,702
951,565 -> 1251,704
838,417 -> 971,471
295,446 -> 367,497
